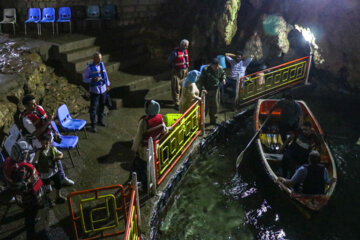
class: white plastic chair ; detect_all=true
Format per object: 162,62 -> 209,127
0,8 -> 16,35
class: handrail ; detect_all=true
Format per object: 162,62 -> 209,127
236,56 -> 311,107
151,98 -> 205,186
124,173 -> 141,240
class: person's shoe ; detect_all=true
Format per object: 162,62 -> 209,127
97,121 -> 106,127
61,177 -> 75,186
89,125 -> 97,133
55,195 -> 66,204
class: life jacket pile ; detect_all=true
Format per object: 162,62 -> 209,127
89,62 -> 108,87
3,158 -> 44,207
173,48 -> 189,69
141,114 -> 164,146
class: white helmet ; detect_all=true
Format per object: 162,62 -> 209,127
11,141 -> 30,163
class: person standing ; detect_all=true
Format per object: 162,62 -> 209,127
131,100 -> 170,191
168,39 -> 190,110
180,70 -> 201,113
197,58 -> 226,125
269,93 -> 303,142
83,52 -> 110,133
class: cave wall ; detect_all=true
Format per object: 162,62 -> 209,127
1,0 -> 166,27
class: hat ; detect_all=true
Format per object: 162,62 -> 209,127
145,100 -> 160,116
11,141 -> 30,163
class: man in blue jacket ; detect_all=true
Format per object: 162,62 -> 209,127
83,52 -> 110,133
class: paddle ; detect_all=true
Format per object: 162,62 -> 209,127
236,115 -> 270,168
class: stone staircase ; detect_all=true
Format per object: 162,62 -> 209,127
48,30 -> 172,109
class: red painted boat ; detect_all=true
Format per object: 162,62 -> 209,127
254,99 -> 337,211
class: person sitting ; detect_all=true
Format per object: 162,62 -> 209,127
278,121 -> 320,178
180,70 -> 201,113
278,150 -> 336,195
269,93 -> 303,143
20,95 -> 74,186
131,100 -> 170,191
2,141 -> 44,239
33,134 -> 66,205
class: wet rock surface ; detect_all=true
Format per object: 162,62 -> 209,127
0,36 -> 88,140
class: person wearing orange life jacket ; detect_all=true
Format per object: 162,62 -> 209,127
2,141 -> 44,239
20,94 -> 74,186
131,100 -> 171,191
168,39 -> 190,110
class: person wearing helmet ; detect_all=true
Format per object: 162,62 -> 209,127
2,141 -> 44,239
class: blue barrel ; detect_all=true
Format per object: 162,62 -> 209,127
200,64 -> 208,73
217,55 -> 226,69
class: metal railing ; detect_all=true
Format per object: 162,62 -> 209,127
236,55 -> 312,107
67,174 -> 141,240
148,97 -> 205,192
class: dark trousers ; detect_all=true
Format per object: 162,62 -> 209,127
132,156 -> 147,191
90,92 -> 106,126
24,199 -> 39,239
42,171 -> 62,190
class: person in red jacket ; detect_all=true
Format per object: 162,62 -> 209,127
168,39 -> 190,110
3,141 -> 44,239
131,100 -> 170,191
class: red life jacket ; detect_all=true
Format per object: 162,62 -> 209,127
20,105 -> 52,140
3,157 -> 43,194
174,48 -> 189,69
141,114 -> 164,146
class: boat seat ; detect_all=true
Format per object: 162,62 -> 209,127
260,109 -> 281,116
320,155 -> 329,163
265,153 -> 283,162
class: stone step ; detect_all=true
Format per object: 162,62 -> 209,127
61,45 -> 101,62
71,54 -> 110,73
57,37 -> 96,53
145,81 -> 171,98
145,89 -> 173,103
118,54 -> 149,70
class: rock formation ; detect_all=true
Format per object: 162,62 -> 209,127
0,36 -> 88,141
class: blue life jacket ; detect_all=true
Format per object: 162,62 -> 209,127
89,62 -> 108,87
302,164 -> 326,194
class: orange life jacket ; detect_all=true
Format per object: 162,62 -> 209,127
174,48 -> 189,69
141,114 -> 164,146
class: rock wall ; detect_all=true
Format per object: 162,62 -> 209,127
1,0 -> 166,27
0,36 -> 88,143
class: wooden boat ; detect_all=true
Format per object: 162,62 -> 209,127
254,99 -> 337,211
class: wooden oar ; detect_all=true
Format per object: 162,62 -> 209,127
236,115 -> 270,168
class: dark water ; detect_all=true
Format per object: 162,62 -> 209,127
158,91 -> 360,240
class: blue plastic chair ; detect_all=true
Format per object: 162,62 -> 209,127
57,104 -> 87,138
25,8 -> 41,35
0,152 -> 6,183
101,4 -> 116,20
56,7 -> 72,34
39,8 -> 55,35
86,5 -> 100,19
51,121 -> 79,168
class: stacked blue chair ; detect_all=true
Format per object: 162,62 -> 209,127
57,104 -> 88,139
0,152 -> 5,183
51,121 -> 79,168
25,8 -> 41,35
101,4 -> 116,20
86,5 -> 100,20
39,7 -> 55,35
56,7 -> 71,34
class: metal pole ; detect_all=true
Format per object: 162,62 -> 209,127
304,54 -> 313,85
131,172 -> 141,231
148,137 -> 157,195
201,94 -> 206,134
